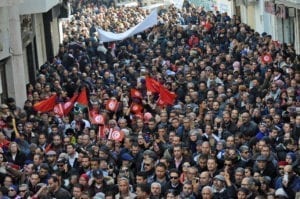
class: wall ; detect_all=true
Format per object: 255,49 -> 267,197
51,18 -> 60,58
22,47 -> 29,83
248,4 -> 256,28
0,8 -> 10,60
34,13 -> 47,67
295,9 -> 300,54
7,5 -> 27,107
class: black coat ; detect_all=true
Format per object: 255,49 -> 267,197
5,151 -> 27,167
169,157 -> 193,174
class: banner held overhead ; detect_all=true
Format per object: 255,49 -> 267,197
97,9 -> 158,42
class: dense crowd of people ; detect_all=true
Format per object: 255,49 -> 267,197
0,0 -> 299,198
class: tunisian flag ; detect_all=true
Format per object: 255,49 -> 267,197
89,110 -> 105,125
63,93 -> 79,115
106,99 -> 119,112
33,94 -> 57,113
130,88 -> 142,99
108,129 -> 125,142
261,53 -> 273,64
54,94 -> 78,117
145,77 -> 161,93
130,103 -> 143,114
159,86 -> 177,105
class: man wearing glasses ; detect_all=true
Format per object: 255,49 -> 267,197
18,184 -> 30,199
7,185 -> 19,198
165,168 -> 182,195
236,145 -> 253,168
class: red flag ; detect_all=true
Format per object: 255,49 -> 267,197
130,103 -> 143,114
63,93 -> 79,115
159,86 -> 176,105
261,53 -> 273,64
53,103 -> 64,117
77,87 -> 88,106
130,88 -> 142,99
106,99 -> 119,112
108,129 -> 125,142
33,94 -> 57,113
156,97 -> 167,107
89,111 -> 105,125
145,77 -> 161,93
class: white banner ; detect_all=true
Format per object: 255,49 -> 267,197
97,9 -> 158,42
172,0 -> 184,10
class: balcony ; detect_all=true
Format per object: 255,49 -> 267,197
275,0 -> 300,9
18,0 -> 60,15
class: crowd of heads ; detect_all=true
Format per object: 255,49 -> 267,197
0,0 -> 299,198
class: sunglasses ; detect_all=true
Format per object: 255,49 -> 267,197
9,189 -> 15,192
170,176 -> 178,179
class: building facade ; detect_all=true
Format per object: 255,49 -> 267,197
0,0 -> 64,106
237,0 -> 300,54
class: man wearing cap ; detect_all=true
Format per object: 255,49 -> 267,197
213,173 -> 236,199
236,145 -> 253,168
253,155 -> 277,183
88,169 -> 110,196
121,153 -> 134,167
8,185 -> 19,198
46,150 -> 57,172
